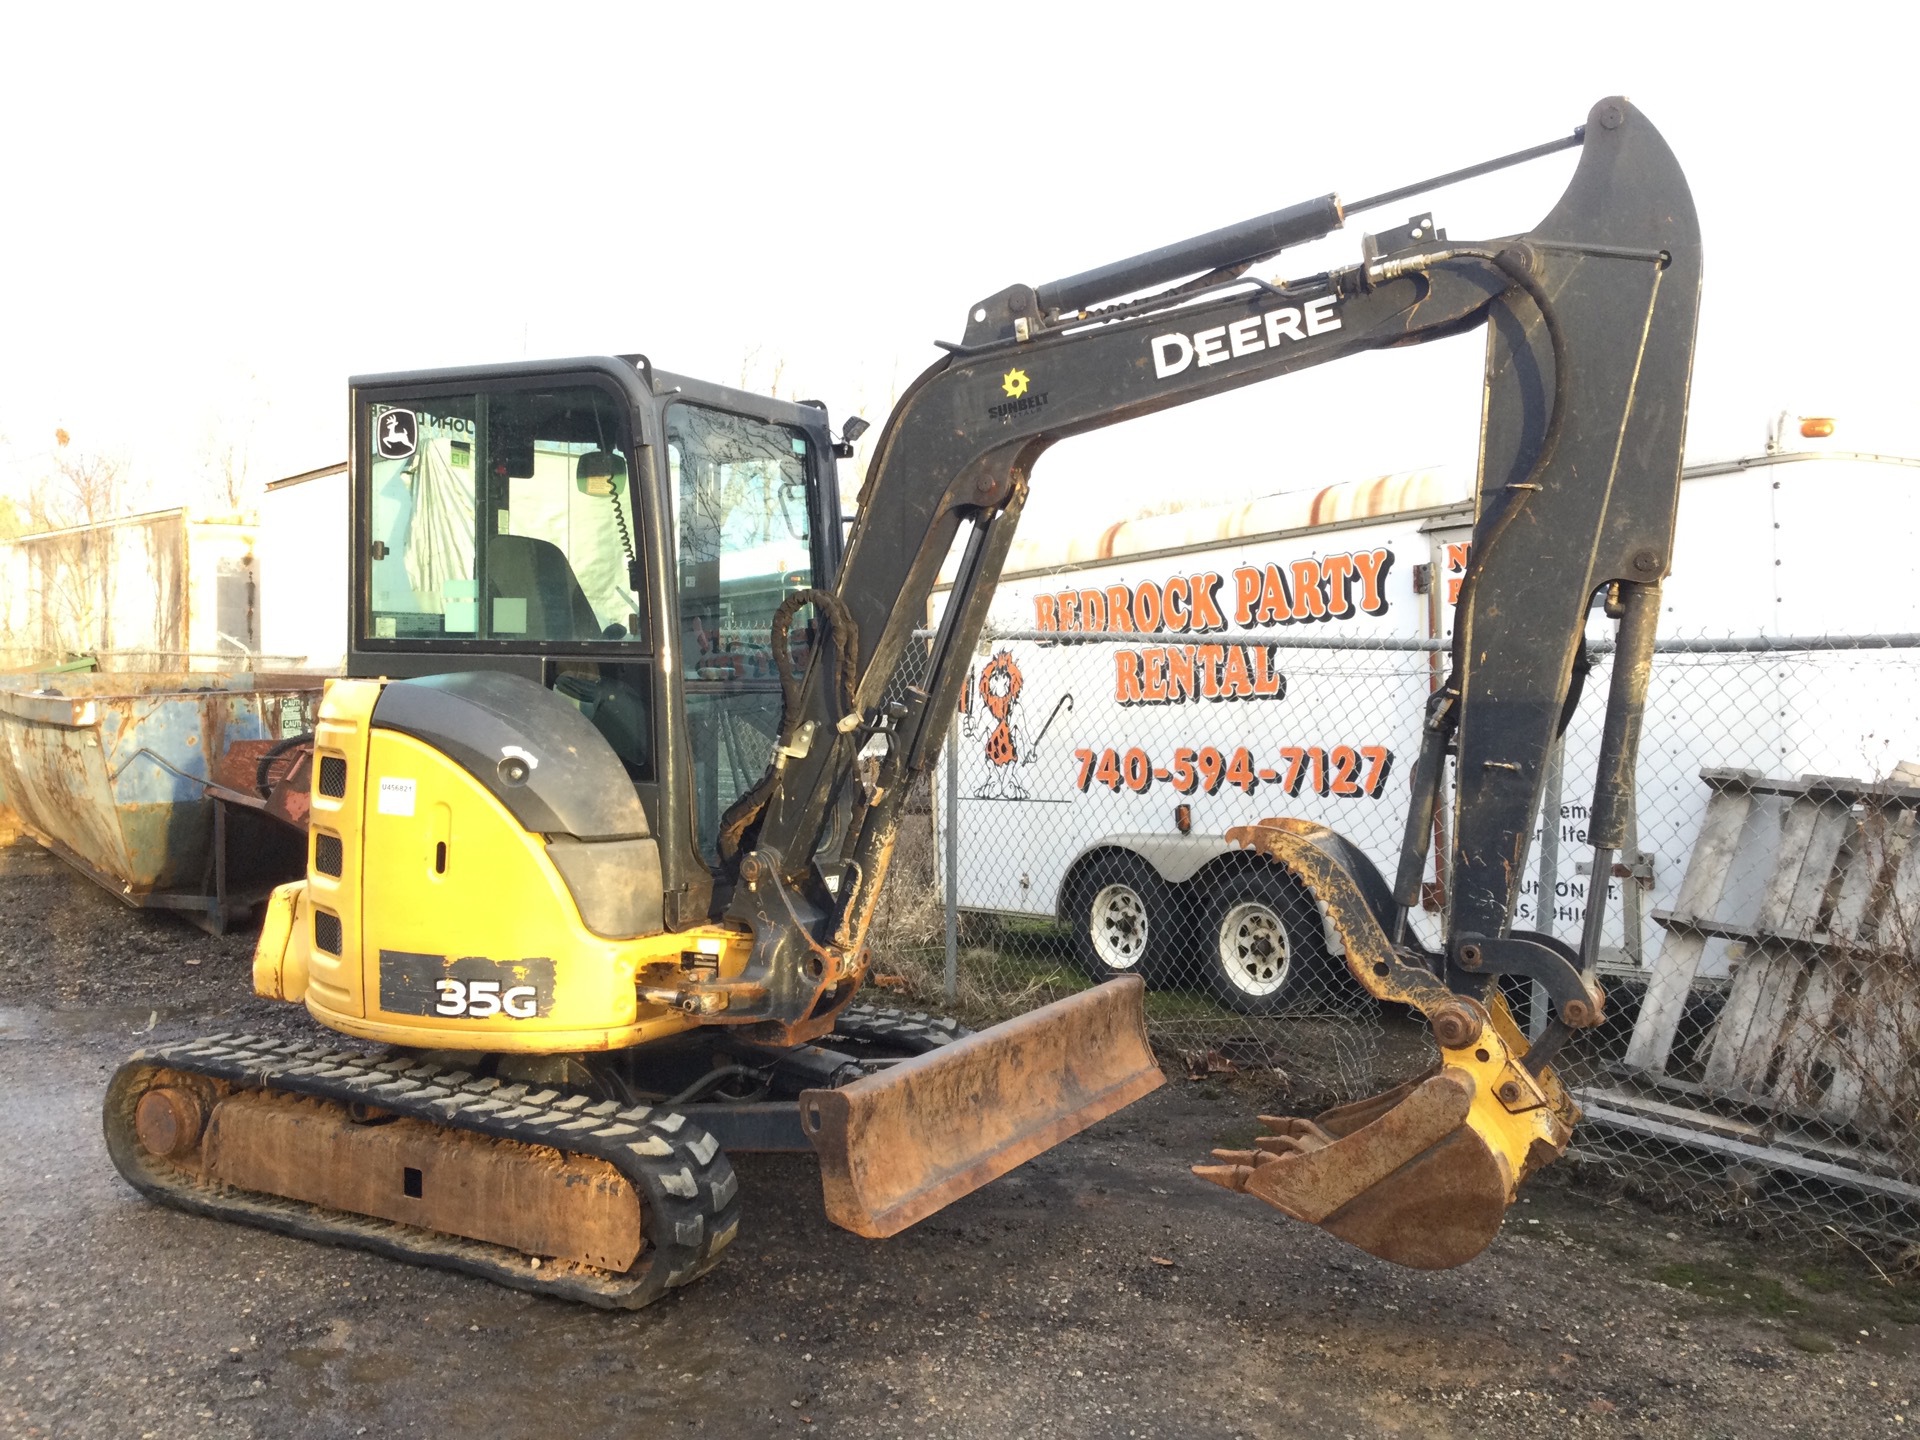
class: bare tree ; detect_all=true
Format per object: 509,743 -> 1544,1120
736,346 -> 788,401
197,372 -> 270,512
206,432 -> 252,511
36,429 -> 126,529
26,429 -> 128,656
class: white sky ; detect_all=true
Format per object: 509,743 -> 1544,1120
1,2 -> 1914,536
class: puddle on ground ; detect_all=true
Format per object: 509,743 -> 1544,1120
0,1002 -> 185,1040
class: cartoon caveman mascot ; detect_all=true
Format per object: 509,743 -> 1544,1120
963,649 -> 1032,799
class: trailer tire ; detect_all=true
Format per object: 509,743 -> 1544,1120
1066,852 -> 1173,985
1198,862 -> 1330,1014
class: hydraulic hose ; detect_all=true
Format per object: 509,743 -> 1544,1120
1341,241 -> 1570,677
665,1064 -> 770,1106
715,588 -> 862,865
768,587 -> 860,723
254,731 -> 315,797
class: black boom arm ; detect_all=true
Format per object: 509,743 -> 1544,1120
721,97 -> 1700,1041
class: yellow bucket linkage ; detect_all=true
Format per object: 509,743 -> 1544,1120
1192,820 -> 1580,1269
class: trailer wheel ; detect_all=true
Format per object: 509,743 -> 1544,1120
1199,863 -> 1330,1014
1066,853 -> 1172,984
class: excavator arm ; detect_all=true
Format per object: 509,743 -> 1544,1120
727,96 -> 1699,1262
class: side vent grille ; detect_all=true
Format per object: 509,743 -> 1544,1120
317,755 -> 348,799
313,832 -> 343,878
313,909 -> 343,955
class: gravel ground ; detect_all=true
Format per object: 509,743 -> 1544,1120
4,846 -> 1920,1439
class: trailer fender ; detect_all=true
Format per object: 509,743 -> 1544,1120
1056,833 -> 1239,905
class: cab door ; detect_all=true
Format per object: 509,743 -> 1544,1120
661,399 -> 827,863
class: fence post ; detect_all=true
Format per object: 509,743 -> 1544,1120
944,730 -> 959,1002
1532,733 -> 1565,1039
1620,776 -> 1646,968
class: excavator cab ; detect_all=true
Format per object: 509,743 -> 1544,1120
356,367 -> 835,863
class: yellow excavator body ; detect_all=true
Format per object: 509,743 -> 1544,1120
254,679 -> 735,1051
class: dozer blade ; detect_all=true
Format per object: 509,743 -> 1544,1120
801,976 -> 1164,1237
1193,818 -> 1582,1269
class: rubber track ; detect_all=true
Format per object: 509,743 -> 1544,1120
829,1004 -> 971,1052
103,1034 -> 741,1310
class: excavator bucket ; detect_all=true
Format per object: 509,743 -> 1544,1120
801,977 -> 1164,1237
1195,1048 -> 1573,1268
1193,820 -> 1579,1268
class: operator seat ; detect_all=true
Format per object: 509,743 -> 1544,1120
484,534 -> 601,641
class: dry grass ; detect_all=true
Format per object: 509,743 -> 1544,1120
858,812 -> 1073,1023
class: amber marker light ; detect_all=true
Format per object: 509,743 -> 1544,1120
1799,417 -> 1836,438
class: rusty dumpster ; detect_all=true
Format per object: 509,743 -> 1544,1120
0,673 -> 323,932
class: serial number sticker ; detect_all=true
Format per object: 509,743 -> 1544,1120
376,777 -> 417,816
1072,743 -> 1394,799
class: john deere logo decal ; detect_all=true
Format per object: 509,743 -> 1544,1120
989,367 -> 1047,423
376,408 -> 418,459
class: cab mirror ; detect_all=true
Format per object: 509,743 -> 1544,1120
577,450 -> 628,497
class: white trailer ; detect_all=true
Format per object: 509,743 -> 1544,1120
931,434 -> 1920,1012
259,462 -> 349,672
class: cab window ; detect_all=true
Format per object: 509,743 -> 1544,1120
365,385 -> 644,645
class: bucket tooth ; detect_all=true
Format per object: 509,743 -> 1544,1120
802,977 -> 1164,1238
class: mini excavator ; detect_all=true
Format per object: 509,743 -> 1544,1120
107,96 -> 1698,1303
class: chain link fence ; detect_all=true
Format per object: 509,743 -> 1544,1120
863,628 -> 1920,1253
